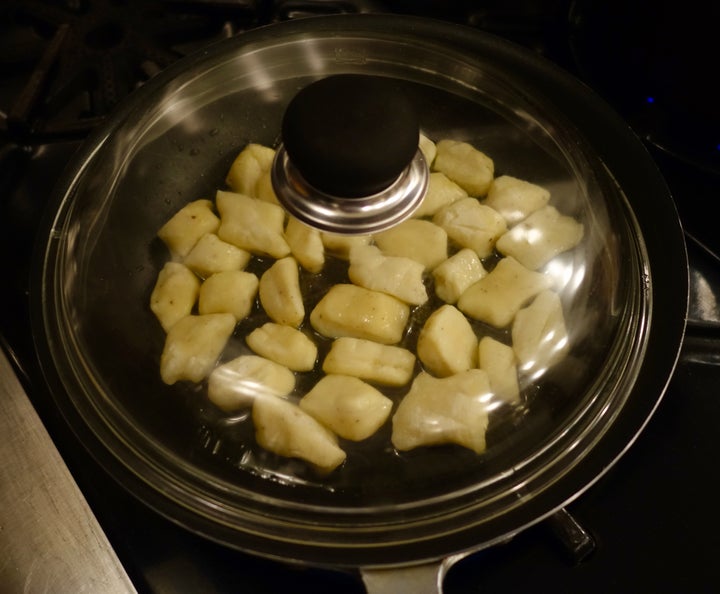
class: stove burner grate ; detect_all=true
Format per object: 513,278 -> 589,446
0,0 -> 262,143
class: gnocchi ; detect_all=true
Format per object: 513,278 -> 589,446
512,289 -> 570,377
160,313 -> 236,385
258,257 -> 305,327
198,269 -> 259,320
150,134 -> 584,474
246,323 -> 317,372
299,374 -> 393,441
412,171 -> 467,218
432,248 -> 486,305
457,256 -> 552,327
320,232 -> 371,259
253,395 -> 347,474
433,197 -> 507,259
392,370 -> 491,454
348,244 -> 428,305
322,337 -> 416,387
183,232 -> 251,278
484,175 -> 550,226
416,304 -> 478,377
225,143 -> 276,197
157,199 -> 220,259
478,336 -> 520,405
150,262 -> 200,332
208,354 -> 296,412
310,284 -> 410,345
495,205 -> 584,271
216,190 -> 290,258
433,139 -> 495,197
373,218 -> 448,270
285,216 -> 325,273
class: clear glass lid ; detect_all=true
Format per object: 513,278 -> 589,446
34,15 -> 684,564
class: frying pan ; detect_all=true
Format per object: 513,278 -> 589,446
30,14 -> 688,593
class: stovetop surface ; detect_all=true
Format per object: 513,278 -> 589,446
2,2 -> 719,592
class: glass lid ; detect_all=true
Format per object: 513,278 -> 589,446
33,15 -> 684,565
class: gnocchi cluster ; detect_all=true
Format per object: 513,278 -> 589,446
150,136 -> 584,474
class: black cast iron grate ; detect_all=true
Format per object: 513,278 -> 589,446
0,0 -> 267,143
0,0 -> 571,145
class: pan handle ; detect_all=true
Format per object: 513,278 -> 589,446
358,507 -> 595,592
360,554 -> 468,594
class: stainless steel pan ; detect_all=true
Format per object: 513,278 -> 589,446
30,14 -> 688,592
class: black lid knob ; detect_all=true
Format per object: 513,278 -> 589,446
271,75 -> 428,234
281,74 -> 420,198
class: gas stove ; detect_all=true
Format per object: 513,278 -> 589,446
1,2 -> 719,592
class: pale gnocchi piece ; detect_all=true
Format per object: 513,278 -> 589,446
157,199 -> 220,258
299,374 -> 393,441
198,270 -> 259,320
495,205 -> 585,271
246,323 -> 318,372
322,337 -> 416,387
432,248 -> 487,304
478,336 -> 520,405
432,139 -> 494,197
483,175 -> 551,226
258,256 -> 305,327
183,232 -> 251,278
348,244 -> 428,306
284,216 -> 325,273
413,171 -> 468,218
207,354 -> 296,412
373,218 -> 448,270
225,143 -> 276,197
512,289 -> 570,378
150,262 -> 200,332
216,190 -> 290,258
418,133 -> 437,167
253,395 -> 347,473
416,304 -> 478,377
310,284 -> 409,345
391,369 -> 491,454
432,197 -> 507,258
160,313 -> 236,385
254,170 -> 280,204
320,232 -> 371,259
457,256 -> 552,328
